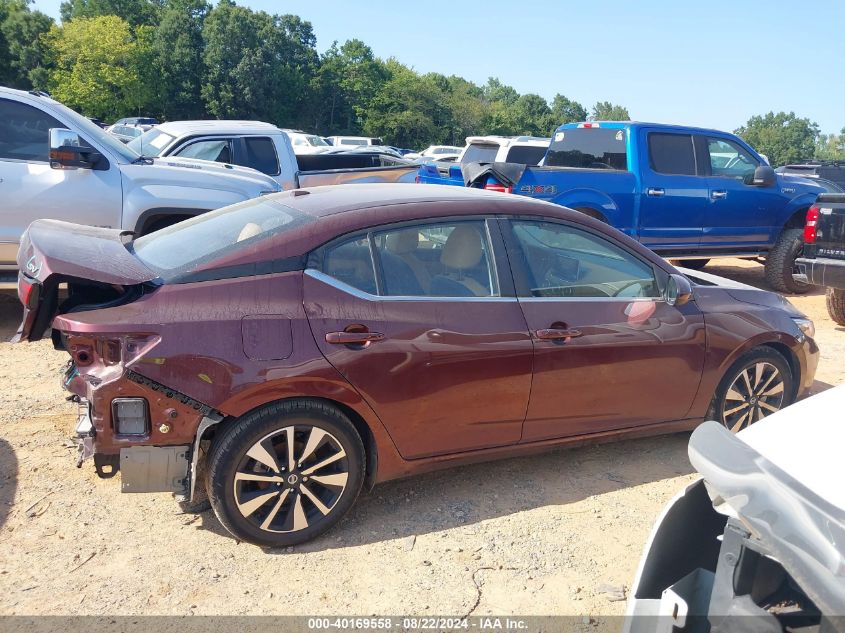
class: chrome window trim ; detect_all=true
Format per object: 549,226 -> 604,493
304,268 -> 518,303
518,295 -> 665,303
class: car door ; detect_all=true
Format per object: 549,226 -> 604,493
500,217 -> 707,441
0,97 -> 123,268
637,129 -> 708,251
699,135 -> 781,250
302,216 -> 534,459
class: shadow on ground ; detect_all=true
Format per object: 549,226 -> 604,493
196,431 -> 695,551
0,437 -> 18,530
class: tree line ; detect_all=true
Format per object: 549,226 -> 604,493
1,0 -> 843,162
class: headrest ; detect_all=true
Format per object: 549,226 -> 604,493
441,225 -> 483,270
386,229 -> 419,255
237,222 -> 262,242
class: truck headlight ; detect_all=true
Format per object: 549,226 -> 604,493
792,317 -> 815,339
112,398 -> 149,436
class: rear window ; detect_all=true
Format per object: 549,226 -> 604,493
545,128 -> 628,170
504,145 -> 547,165
649,133 -> 696,175
131,198 -> 311,281
461,143 -> 499,164
243,136 -> 280,176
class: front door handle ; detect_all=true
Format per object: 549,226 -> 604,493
646,187 -> 665,197
326,331 -> 385,345
711,190 -> 728,200
535,328 -> 582,341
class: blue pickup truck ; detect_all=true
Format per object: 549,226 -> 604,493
424,121 -> 830,293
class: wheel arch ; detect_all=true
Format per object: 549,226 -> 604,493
758,341 -> 801,402
203,395 -> 381,490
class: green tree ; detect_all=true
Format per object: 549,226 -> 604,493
201,0 -> 317,125
549,94 -> 587,125
482,77 -> 518,106
44,15 -> 153,120
734,112 -> 819,166
0,0 -> 53,89
508,93 -> 552,136
59,0 -> 163,27
151,0 -> 208,119
444,75 -> 484,145
814,128 -> 845,161
364,61 -> 449,148
591,101 -> 630,121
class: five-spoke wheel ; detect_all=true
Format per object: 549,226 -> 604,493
713,348 -> 794,432
206,401 -> 364,547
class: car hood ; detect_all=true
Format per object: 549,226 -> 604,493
780,172 -> 833,194
121,157 -> 281,193
678,267 -> 804,316
688,386 -> 845,616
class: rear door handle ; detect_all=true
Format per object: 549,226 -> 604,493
646,187 -> 665,197
711,190 -> 728,200
326,331 -> 385,345
535,328 -> 582,341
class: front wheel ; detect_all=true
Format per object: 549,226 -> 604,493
206,400 -> 365,547
711,348 -> 794,433
764,228 -> 811,294
827,287 -> 845,326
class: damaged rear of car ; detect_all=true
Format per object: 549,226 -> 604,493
625,386 -> 845,632
14,219 -> 216,492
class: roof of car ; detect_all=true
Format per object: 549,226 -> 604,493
465,135 -> 550,147
155,120 -> 282,136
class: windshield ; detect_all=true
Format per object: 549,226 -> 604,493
545,128 -> 628,170
127,128 -> 176,157
306,135 -> 328,146
131,197 -> 312,281
49,99 -> 139,162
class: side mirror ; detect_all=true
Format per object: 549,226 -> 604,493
49,128 -> 102,170
666,273 -> 693,307
751,165 -> 776,188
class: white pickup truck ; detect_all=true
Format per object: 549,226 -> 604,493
0,87 -> 283,287
128,121 -> 417,189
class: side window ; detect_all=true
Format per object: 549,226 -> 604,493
372,220 -> 499,298
648,133 -> 696,176
243,137 -> 280,176
707,138 -> 758,181
0,98 -> 64,162
504,145 -> 546,165
321,236 -> 377,295
176,139 -> 232,163
509,220 -> 660,299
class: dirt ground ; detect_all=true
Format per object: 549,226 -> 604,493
0,258 -> 842,618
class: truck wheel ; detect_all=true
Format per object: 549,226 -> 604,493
710,347 -> 794,433
827,288 -> 845,326
670,259 -> 709,270
206,400 -> 365,547
764,228 -> 810,294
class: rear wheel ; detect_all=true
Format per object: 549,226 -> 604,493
670,258 -> 709,270
827,288 -> 845,326
711,348 -> 794,433
206,400 -> 365,547
765,228 -> 810,294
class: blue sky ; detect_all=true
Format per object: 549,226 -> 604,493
32,0 -> 845,134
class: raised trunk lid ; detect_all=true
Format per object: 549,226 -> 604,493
13,219 -> 158,342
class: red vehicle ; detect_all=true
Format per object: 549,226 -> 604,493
15,185 -> 818,546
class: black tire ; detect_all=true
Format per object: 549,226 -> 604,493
711,347 -> 794,433
827,287 -> 845,326
670,258 -> 709,270
206,399 -> 365,547
764,228 -> 810,294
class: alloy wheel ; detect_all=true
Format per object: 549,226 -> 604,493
721,361 -> 785,432
233,425 -> 349,533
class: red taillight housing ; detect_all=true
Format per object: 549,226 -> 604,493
804,205 -> 820,244
18,276 -> 41,310
484,181 -> 513,194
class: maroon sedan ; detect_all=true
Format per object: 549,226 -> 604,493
15,185 -> 818,546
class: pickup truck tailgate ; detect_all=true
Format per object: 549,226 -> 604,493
812,194 -> 845,260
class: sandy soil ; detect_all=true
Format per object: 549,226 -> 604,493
0,258 -> 841,617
